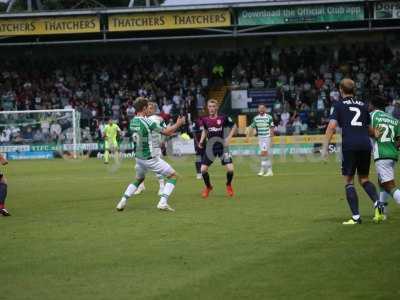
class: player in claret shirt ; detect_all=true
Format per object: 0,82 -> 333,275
199,99 -> 237,198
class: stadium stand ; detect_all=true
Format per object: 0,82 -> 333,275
1,43 -> 400,144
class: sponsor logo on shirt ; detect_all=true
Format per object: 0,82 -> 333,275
208,127 -> 223,132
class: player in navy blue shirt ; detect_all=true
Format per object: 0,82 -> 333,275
190,117 -> 204,179
323,79 -> 384,225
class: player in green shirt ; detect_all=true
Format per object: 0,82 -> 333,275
116,97 -> 185,212
103,118 -> 122,164
370,96 -> 400,220
246,104 -> 275,176
134,102 -> 168,196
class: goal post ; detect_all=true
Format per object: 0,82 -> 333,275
0,109 -> 81,159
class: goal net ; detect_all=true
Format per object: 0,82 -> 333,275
0,109 -> 81,159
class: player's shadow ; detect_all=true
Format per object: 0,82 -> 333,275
311,216 -> 349,224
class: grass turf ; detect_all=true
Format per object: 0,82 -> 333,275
1,156 -> 400,300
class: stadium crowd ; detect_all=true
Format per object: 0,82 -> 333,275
1,43 -> 400,144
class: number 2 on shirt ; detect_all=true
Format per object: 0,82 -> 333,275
349,107 -> 362,127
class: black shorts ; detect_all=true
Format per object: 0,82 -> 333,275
201,147 -> 233,166
194,143 -> 205,156
341,150 -> 371,176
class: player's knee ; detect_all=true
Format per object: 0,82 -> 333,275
358,177 -> 369,185
201,166 -> 208,173
383,181 -> 395,193
226,164 -> 234,172
167,173 -> 177,180
135,177 -> 145,184
344,176 -> 354,185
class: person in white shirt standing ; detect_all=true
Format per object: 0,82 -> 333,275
135,102 -> 167,196
246,104 -> 275,176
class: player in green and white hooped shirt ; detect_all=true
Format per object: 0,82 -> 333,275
246,104 -> 275,176
116,97 -> 185,212
135,102 -> 167,196
370,96 -> 400,220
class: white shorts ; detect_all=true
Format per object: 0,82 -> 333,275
375,159 -> 396,183
135,157 -> 175,179
258,137 -> 271,153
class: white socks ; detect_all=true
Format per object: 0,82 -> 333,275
379,190 -> 390,204
122,183 -> 138,201
392,189 -> 400,205
156,173 -> 165,190
261,157 -> 272,172
159,180 -> 176,206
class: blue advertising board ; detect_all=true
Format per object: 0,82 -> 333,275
7,151 -> 54,160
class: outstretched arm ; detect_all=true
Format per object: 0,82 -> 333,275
161,116 -> 186,136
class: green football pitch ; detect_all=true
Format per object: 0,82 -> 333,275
1,156 -> 400,300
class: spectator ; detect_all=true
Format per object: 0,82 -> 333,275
292,117 -> 302,135
329,85 -> 340,102
161,98 -> 173,121
23,127 -> 34,141
126,102 -> 135,120
33,129 -> 44,143
1,43 -> 399,140
50,122 -> 62,141
280,110 -> 290,127
0,128 -> 11,144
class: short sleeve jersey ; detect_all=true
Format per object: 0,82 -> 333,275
329,97 -> 371,151
370,109 -> 400,161
250,113 -> 274,138
200,115 -> 235,149
148,115 -> 167,150
129,116 -> 162,159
